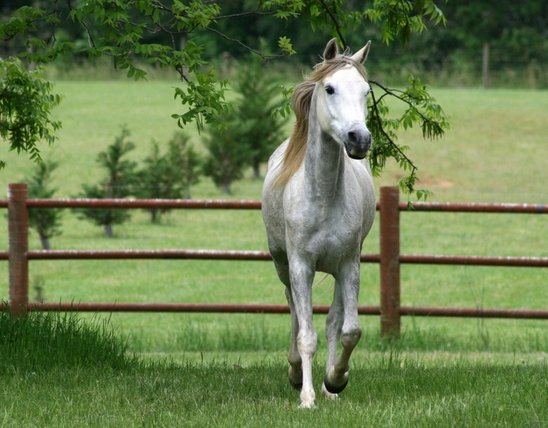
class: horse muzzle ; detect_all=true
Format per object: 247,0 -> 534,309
345,128 -> 372,159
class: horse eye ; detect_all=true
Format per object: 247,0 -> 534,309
325,85 -> 335,95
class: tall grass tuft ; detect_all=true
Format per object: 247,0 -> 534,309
0,307 -> 139,374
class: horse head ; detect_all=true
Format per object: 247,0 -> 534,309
316,39 -> 372,160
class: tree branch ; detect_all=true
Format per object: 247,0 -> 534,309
368,83 -> 419,191
317,0 -> 347,48
214,10 -> 274,20
205,27 -> 283,61
370,80 -> 430,124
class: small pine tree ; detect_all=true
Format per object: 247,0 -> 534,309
136,132 -> 202,222
74,126 -> 137,237
202,112 -> 253,195
232,55 -> 288,179
167,132 -> 202,200
136,140 -> 173,223
25,160 -> 62,250
201,56 -> 288,193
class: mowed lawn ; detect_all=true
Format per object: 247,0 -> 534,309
0,80 -> 547,424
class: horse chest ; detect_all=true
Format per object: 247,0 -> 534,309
285,204 -> 362,270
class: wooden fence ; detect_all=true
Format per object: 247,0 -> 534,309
1,183 -> 547,335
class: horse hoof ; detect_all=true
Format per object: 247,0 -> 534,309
321,383 -> 339,401
288,366 -> 303,391
299,401 -> 316,409
289,380 -> 303,391
323,376 -> 348,394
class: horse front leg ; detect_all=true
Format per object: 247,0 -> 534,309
322,280 -> 343,400
271,255 -> 304,390
323,262 -> 362,395
288,259 -> 317,408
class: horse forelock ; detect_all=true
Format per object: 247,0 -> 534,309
272,55 -> 368,189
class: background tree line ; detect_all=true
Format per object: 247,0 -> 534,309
2,0 -> 546,88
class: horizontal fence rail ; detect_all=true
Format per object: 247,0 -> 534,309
1,184 -> 547,335
4,250 -> 547,268
1,198 -> 546,213
6,302 -> 548,321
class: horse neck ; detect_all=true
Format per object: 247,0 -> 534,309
304,95 -> 345,204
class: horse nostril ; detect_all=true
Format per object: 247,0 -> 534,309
347,130 -> 370,146
348,131 -> 357,143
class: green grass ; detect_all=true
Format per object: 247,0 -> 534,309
0,309 -> 136,374
1,362 -> 544,427
0,81 -> 547,423
2,309 -> 548,426
3,351 -> 548,427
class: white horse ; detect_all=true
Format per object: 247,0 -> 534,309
262,39 -> 376,408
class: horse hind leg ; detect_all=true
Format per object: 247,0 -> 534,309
285,286 -> 303,390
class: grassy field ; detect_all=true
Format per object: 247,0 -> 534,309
1,81 -> 547,202
3,354 -> 548,427
0,79 -> 547,423
2,311 -> 548,427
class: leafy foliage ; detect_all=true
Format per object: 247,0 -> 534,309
0,58 -> 62,169
66,1 -> 231,133
172,69 -> 229,132
0,0 -> 451,197
368,75 -> 451,198
366,0 -> 447,45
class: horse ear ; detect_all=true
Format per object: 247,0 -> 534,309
323,38 -> 339,61
351,41 -> 371,64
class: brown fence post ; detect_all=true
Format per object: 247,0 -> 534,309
379,186 -> 401,337
8,183 -> 29,317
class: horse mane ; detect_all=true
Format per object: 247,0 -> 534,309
272,52 -> 368,189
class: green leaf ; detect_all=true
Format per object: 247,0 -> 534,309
0,58 -> 63,169
278,37 -> 296,56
